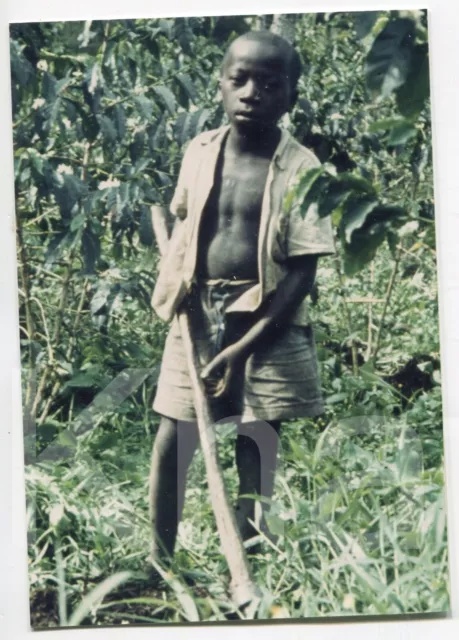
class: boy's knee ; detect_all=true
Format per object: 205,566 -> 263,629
153,416 -> 199,458
237,420 -> 281,445
152,417 -> 178,457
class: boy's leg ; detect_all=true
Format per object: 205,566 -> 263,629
148,416 -> 199,564
235,420 -> 281,542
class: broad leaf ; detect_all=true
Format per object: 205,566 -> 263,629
135,95 -> 154,120
343,221 -> 387,275
396,43 -> 430,118
317,180 -> 352,218
387,120 -> 417,146
365,18 -> 416,97
68,572 -> 132,626
153,85 -> 176,115
369,117 -> 407,132
287,166 -> 324,215
113,104 -> 126,141
129,129 -> 145,163
340,195 -> 379,244
99,115 -> 117,145
81,226 -> 101,274
139,205 -> 154,246
42,71 -> 57,101
176,73 -> 198,103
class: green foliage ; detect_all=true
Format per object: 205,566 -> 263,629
11,11 -> 447,627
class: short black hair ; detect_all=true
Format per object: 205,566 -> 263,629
222,30 -> 302,90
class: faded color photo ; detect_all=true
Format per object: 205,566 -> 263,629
10,10 -> 449,628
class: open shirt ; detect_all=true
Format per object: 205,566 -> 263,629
151,125 -> 335,326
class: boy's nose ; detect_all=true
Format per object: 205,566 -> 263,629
240,80 -> 261,102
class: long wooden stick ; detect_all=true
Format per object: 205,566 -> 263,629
151,206 -> 261,609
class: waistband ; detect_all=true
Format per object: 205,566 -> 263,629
198,278 -> 258,288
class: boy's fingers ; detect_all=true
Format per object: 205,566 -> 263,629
212,370 -> 231,398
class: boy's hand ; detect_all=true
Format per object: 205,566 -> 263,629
200,344 -> 246,398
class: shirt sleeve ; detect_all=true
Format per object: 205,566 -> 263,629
284,159 -> 336,259
169,138 -> 196,220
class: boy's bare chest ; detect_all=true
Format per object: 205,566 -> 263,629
214,156 -> 271,225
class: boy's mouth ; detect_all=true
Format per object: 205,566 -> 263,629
234,110 -> 263,123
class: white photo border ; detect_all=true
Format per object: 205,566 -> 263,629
2,1 -> 458,638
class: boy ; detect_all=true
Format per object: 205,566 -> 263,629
149,31 -> 334,564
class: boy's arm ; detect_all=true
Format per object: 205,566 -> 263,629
201,254 -> 318,398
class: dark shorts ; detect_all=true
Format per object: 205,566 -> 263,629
153,280 -> 325,423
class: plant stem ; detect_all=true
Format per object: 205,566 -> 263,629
365,261 -> 375,361
38,279 -> 89,425
32,140 -> 92,423
32,263 -> 73,420
16,218 -> 36,413
333,237 -> 359,375
371,245 -> 402,365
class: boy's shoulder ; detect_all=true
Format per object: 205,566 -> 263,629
184,126 -> 228,154
281,132 -> 321,172
182,126 -> 320,173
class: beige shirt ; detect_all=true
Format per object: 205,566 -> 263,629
151,125 -> 335,326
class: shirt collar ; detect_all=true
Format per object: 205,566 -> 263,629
199,124 -> 292,171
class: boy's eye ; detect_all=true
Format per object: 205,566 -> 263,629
230,75 -> 246,86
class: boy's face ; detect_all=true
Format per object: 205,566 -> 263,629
220,39 -> 296,132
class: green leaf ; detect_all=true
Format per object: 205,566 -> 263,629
300,175 -> 330,218
99,115 -> 117,145
396,43 -> 430,118
317,173 -> 376,219
194,107 -> 211,137
10,40 -> 34,87
45,231 -> 73,267
28,149 -> 44,176
335,173 -> 377,195
81,227 -> 101,274
317,181 -> 351,218
343,222 -> 386,276
90,281 -> 111,315
53,174 -> 87,215
70,213 -> 86,231
42,71 -> 57,101
387,120 -> 417,146
113,104 -> 126,141
139,205 -> 154,246
176,73 -> 198,104
340,195 -> 379,244
149,560 -> 199,622
174,18 -> 193,56
153,85 -> 176,115
265,512 -> 285,537
82,113 -> 100,142
135,95 -> 154,120
365,18 -> 416,97
286,167 -> 324,215
64,370 -> 100,389
149,114 -> 166,152
68,572 -> 132,626
326,393 -> 348,405
297,167 -> 324,201
174,112 -> 187,143
129,129 -> 145,163
369,117 -> 407,132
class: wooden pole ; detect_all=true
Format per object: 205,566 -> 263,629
151,205 -> 261,609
